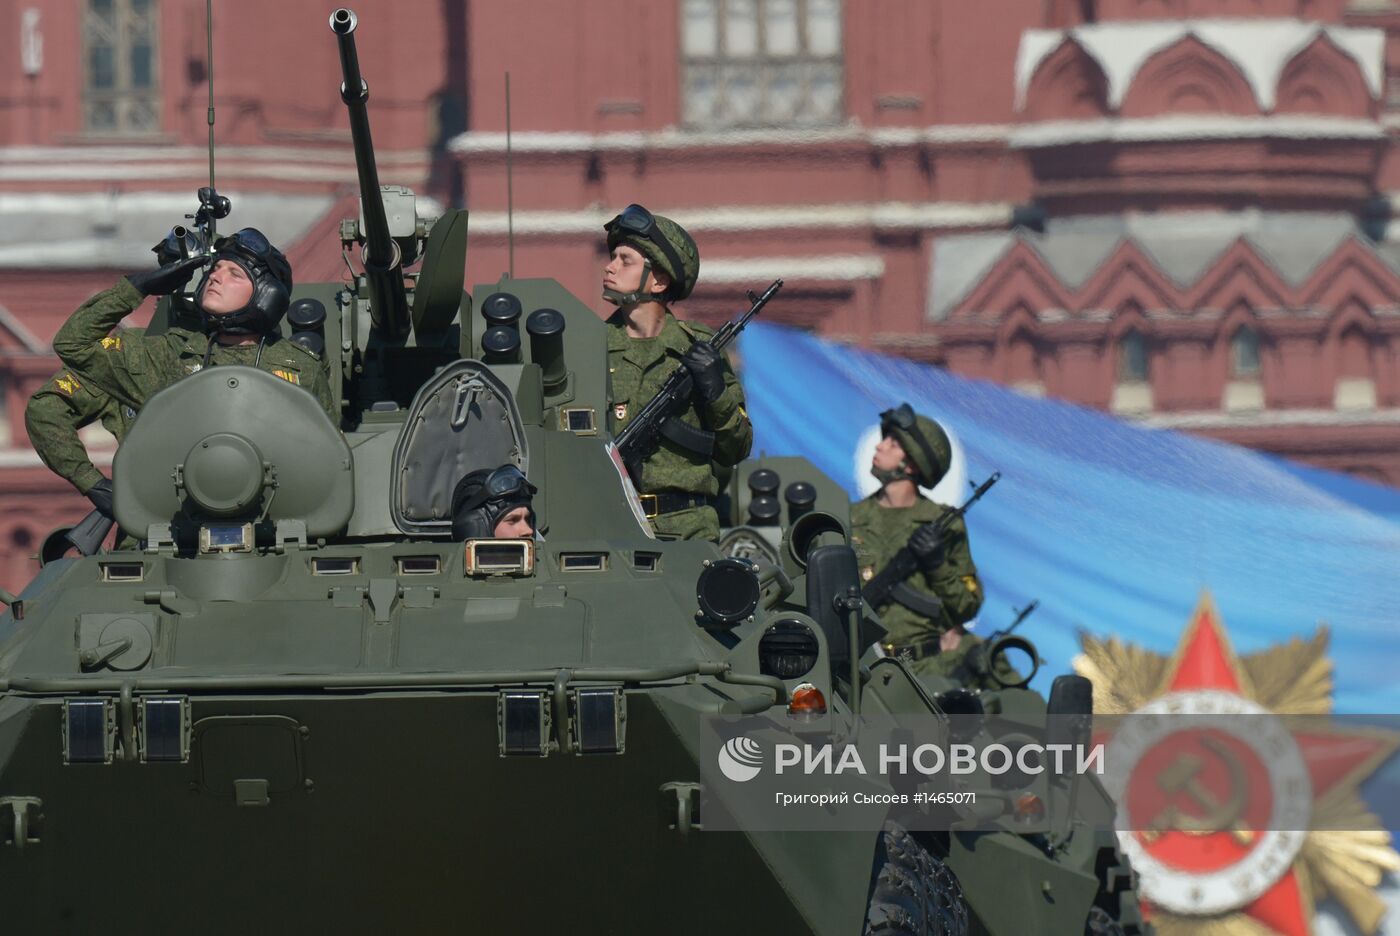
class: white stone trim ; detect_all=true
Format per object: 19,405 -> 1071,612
1009,115 -> 1384,148
448,124 -> 1014,155
0,145 -> 428,184
1015,20 -> 1384,112
465,202 -> 1011,236
1137,407 -> 1400,429
700,255 -> 884,283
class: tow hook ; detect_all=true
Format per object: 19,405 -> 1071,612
1,797 -> 42,852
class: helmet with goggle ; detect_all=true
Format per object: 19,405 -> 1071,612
879,403 -> 952,488
194,227 -> 293,337
450,464 -> 538,539
604,204 -> 699,303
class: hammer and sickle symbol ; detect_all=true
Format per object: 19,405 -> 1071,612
1143,735 -> 1255,846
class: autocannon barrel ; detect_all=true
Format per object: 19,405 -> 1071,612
330,8 -> 410,341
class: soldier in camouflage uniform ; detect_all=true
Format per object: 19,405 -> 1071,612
50,228 -> 335,431
601,204 -> 751,541
851,404 -> 1009,688
25,344 -> 145,543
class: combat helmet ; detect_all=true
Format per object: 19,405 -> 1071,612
604,203 -> 699,303
195,227 -> 294,336
880,403 -> 952,487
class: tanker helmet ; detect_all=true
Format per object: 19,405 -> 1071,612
450,465 -> 538,539
195,227 -> 293,336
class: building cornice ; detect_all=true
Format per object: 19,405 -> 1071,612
1010,115 -> 1385,149
448,124 -> 1014,156
1136,408 -> 1400,430
465,202 -> 1011,237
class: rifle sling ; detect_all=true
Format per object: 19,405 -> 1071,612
657,414 -> 715,459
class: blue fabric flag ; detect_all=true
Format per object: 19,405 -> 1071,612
739,323 -> 1400,715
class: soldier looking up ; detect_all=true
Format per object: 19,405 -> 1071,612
601,204 -> 752,541
850,404 -> 1001,685
49,228 -> 335,443
451,465 -> 537,539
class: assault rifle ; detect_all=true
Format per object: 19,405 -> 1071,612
862,472 -> 1000,613
612,279 -> 782,480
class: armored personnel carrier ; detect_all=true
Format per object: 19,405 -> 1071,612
0,10 -> 1147,934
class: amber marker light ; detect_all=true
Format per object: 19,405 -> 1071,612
787,682 -> 827,719
1013,792 -> 1045,825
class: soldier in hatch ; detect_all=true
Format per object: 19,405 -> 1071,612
850,404 -> 1011,689
48,227 -> 335,434
451,465 -> 537,539
601,204 -> 751,542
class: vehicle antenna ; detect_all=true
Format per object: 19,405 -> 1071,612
505,71 -> 515,278
205,0 -> 217,239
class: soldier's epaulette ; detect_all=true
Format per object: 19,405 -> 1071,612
279,337 -> 322,365
676,319 -> 714,342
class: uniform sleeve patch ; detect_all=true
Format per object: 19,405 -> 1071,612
99,336 -> 121,350
54,372 -> 81,396
272,369 -> 301,386
961,575 -> 980,595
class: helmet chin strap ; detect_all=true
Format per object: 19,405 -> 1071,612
602,260 -> 656,307
871,461 -> 918,489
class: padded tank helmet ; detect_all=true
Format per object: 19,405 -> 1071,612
195,227 -> 293,336
450,465 -> 538,540
879,403 -> 952,487
604,204 -> 700,302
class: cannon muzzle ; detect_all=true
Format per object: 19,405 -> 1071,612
330,8 -> 411,342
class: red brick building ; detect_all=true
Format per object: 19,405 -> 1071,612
4,0 -> 1400,590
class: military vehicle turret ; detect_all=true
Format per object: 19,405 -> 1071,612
0,10 -> 1147,935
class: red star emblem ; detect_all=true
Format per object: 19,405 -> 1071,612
1079,593 -> 1400,936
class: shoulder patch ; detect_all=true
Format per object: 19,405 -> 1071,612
676,319 -> 714,341
54,372 -> 81,397
99,335 -> 121,351
272,369 -> 301,386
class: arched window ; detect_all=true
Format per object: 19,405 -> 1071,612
1118,329 -> 1148,382
1230,326 -> 1259,378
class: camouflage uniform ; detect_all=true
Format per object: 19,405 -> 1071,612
606,311 -> 752,540
26,338 -> 144,498
851,496 -> 987,682
51,278 -> 335,420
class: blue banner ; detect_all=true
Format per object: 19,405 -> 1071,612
739,323 -> 1400,715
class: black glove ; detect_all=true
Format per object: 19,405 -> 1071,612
126,256 -> 205,297
680,342 -> 726,405
85,478 -> 115,520
908,524 -> 945,573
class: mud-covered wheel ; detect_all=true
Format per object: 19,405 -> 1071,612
1085,906 -> 1128,936
864,824 -> 969,936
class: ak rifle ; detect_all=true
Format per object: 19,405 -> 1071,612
612,279 -> 782,480
862,472 -> 1001,611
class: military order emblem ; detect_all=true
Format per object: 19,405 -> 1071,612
614,403 -> 627,422
1076,593 -> 1400,936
